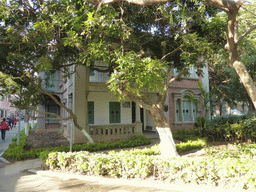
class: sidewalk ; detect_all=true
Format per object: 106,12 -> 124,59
0,120 -> 25,156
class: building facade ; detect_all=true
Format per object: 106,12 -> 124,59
37,63 -> 209,143
0,94 -> 17,120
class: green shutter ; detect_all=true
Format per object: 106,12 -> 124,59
109,102 -> 120,123
193,102 -> 197,121
88,101 -> 94,124
183,101 -> 191,121
175,100 -> 181,122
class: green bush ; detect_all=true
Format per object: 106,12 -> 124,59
176,138 -> 207,152
3,135 -> 151,161
44,144 -> 256,190
173,128 -> 201,142
196,114 -> 256,142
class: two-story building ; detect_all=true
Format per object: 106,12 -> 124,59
37,62 -> 209,144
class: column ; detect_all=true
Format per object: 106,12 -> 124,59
135,103 -> 143,134
73,65 -> 88,143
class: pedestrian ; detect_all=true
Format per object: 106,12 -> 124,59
1,118 -> 10,140
7,117 -> 12,129
13,117 -> 17,128
11,117 -> 14,128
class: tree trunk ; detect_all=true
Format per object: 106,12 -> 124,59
25,110 -> 29,136
156,127 -> 178,157
226,7 -> 256,110
149,109 -> 178,157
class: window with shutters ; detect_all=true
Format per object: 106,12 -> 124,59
175,95 -> 199,123
109,102 -> 120,123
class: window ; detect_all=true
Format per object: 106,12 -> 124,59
45,72 -> 56,91
88,101 -> 94,124
173,67 -> 199,79
175,98 -> 198,123
109,102 -> 120,123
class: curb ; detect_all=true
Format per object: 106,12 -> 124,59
0,157 -> 10,164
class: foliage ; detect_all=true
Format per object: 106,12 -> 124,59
173,128 -> 201,142
45,143 -> 256,190
196,113 -> 256,142
4,135 -> 151,161
4,128 -> 207,161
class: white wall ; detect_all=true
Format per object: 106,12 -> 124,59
88,92 -> 132,125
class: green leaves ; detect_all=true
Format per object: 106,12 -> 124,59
108,52 -> 169,100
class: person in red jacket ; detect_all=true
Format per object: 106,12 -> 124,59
13,117 -> 18,128
1,118 -> 10,140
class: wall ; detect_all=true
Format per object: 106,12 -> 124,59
88,92 -> 132,125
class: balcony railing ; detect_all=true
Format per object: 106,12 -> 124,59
89,71 -> 110,82
89,123 -> 138,142
62,122 -> 143,143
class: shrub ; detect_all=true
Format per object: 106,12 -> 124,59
196,114 -> 256,142
4,135 -> 151,161
173,128 -> 200,142
44,144 -> 256,190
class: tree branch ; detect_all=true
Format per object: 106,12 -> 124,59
90,0 -> 171,5
237,25 -> 256,46
27,75 -> 94,143
160,44 -> 183,62
241,5 -> 256,17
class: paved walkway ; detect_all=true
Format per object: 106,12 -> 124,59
0,122 -> 23,156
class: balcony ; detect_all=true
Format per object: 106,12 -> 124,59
41,79 -> 64,93
89,70 -> 110,82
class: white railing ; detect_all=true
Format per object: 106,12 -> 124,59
89,71 -> 110,82
62,122 -> 142,143
89,123 -> 139,142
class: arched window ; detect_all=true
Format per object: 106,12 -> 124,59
174,91 -> 199,123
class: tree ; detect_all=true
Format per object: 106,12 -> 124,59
88,0 -> 256,110
194,8 -> 256,114
0,0 -> 214,156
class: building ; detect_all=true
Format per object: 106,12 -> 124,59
168,66 -> 209,130
37,62 -> 209,144
0,94 -> 17,120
